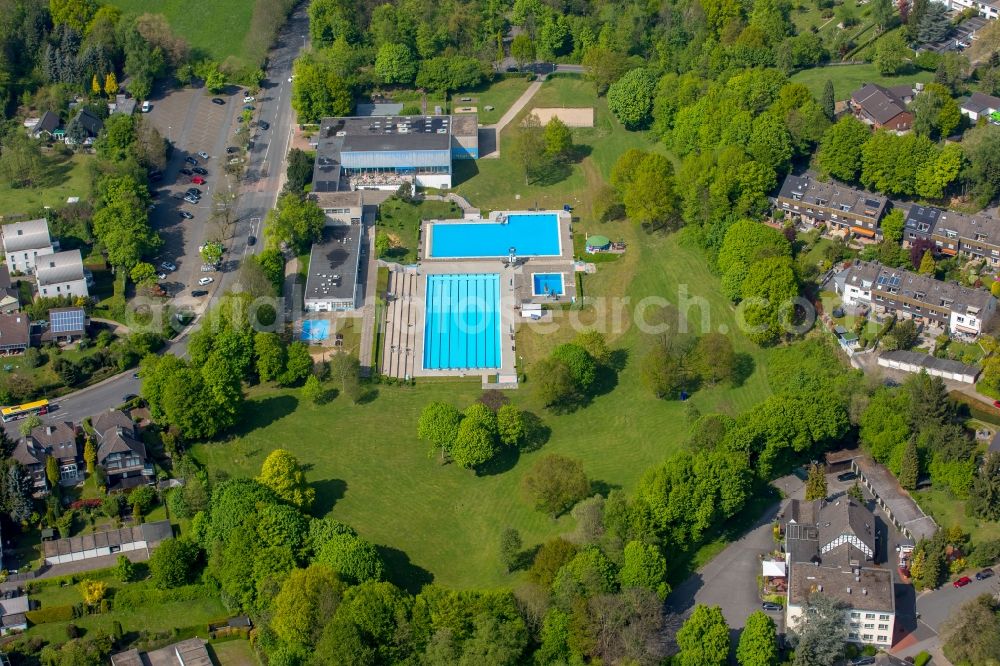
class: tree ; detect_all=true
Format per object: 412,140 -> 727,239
499,527 -> 522,572
675,604 -> 730,666
496,404 -> 525,447
941,594 -> 1000,665
374,43 -> 416,84
272,563 -> 346,647
873,31 -> 909,75
450,405 -> 498,469
623,153 -> 680,231
418,402 -> 462,461
912,82 -> 961,139
313,531 -> 384,584
607,68 -> 657,130
530,538 -> 578,586
817,116 -> 871,182
45,455 -> 59,488
533,357 -> 582,411
302,374 -> 324,404
91,73 -> 100,95
916,142 -> 963,199
969,453 -> 1000,521
510,33 -> 535,68
149,537 -> 198,588
880,209 -> 906,244
0,132 -> 43,188
521,454 -> 590,516
254,332 -> 286,383
919,250 -> 935,275
328,353 -> 361,403
738,611 -> 779,666
286,148 -> 314,192
290,55 -> 354,123
103,71 -> 117,97
619,540 -> 670,599
918,1 -> 951,43
963,124 -> 1000,206
641,343 -> 688,399
692,333 -> 737,385
50,0 -> 98,31
740,256 -> 799,345
281,341 -> 314,386
551,343 -> 597,393
583,46 -> 632,96
19,414 -> 41,438
114,554 -> 136,582
543,116 -> 573,162
258,449 -> 315,509
79,579 -> 107,606
792,594 -> 847,666
129,262 -> 157,287
899,439 -> 920,490
512,113 -> 547,185
805,463 -> 828,500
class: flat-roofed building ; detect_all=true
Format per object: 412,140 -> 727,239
775,173 -> 888,239
304,223 -> 362,312
2,218 -> 53,274
42,520 -> 172,565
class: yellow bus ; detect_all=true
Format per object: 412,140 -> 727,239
1,399 -> 50,423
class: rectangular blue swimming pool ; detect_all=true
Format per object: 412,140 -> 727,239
429,213 -> 561,258
301,320 -> 330,342
532,273 -> 564,296
423,274 -> 501,370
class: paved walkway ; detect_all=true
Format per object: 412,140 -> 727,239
2,550 -> 150,591
479,80 -> 544,159
357,207 -> 378,375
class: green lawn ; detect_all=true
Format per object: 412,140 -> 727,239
914,486 -> 1000,546
453,75 -> 534,125
107,0 -> 256,64
377,199 -> 463,264
790,63 -> 934,101
212,640 -> 259,665
0,153 -> 91,218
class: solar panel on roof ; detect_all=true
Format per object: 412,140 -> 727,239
865,199 -> 881,208
50,309 -> 84,334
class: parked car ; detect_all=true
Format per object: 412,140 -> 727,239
191,289 -> 208,297
186,187 -> 202,197
179,211 -> 194,219
198,277 -> 214,286
993,400 -> 1000,410
954,576 -> 972,588
148,170 -> 163,181
180,168 -> 193,176
976,568 -> 994,580
850,658 -> 876,666
190,176 -> 205,186
141,101 -> 150,112
122,394 -> 139,403
243,95 -> 255,103
837,471 -> 857,482
160,261 -> 176,271
226,146 -> 239,154
192,166 -> 208,175
228,158 -> 242,164
196,151 -> 210,160
243,104 -> 255,111
184,156 -> 198,165
247,235 -> 256,246
183,194 -> 200,204
200,264 -> 216,272
761,602 -> 782,612
157,272 -> 167,280
258,120 -> 269,130
211,98 -> 225,105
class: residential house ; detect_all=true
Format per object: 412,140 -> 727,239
30,422 -> 80,483
108,94 -> 136,116
903,204 -> 1000,267
849,83 -> 918,132
35,249 -> 89,299
783,497 -> 895,648
11,438 -> 47,493
0,266 -> 21,313
92,410 -> 153,490
947,0 -> 1000,19
835,260 -> 997,338
0,591 -> 28,635
960,92 -> 1000,122
1,218 -> 54,274
66,108 -> 103,145
30,111 -> 62,141
775,173 -> 889,239
41,307 -> 88,344
0,313 -> 29,354
112,637 -> 211,666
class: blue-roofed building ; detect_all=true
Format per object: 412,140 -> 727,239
42,306 -> 88,343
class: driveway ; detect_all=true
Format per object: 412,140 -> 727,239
916,574 -> 1000,632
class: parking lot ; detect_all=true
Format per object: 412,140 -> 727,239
143,85 -> 244,307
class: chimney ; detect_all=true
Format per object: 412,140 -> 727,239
846,587 -> 851,594
818,584 -> 823,591
855,575 -> 860,582
46,426 -> 54,435
862,588 -> 867,596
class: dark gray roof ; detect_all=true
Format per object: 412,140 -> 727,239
42,520 -> 171,558
880,350 -> 979,377
904,204 -> 941,235
777,173 -> 888,224
140,519 -> 173,544
355,103 -> 404,116
851,83 -> 912,125
11,439 -> 44,468
304,224 -> 361,304
35,111 -> 61,134
788,562 -> 894,613
74,109 -> 103,137
30,422 -> 77,462
92,409 -> 136,438
962,91 -> 1000,114
932,208 -> 1000,246
841,260 -> 995,315
784,498 -> 875,566
854,456 -> 938,542
0,313 -> 29,349
96,427 -> 147,464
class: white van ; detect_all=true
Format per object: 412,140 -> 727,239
141,100 -> 151,112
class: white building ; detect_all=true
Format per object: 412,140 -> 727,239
2,218 -> 53,274
35,249 -> 89,299
947,0 -> 999,19
42,520 -> 172,565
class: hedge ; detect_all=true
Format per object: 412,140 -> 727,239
113,584 -> 210,612
950,391 -> 1000,427
25,605 -> 75,624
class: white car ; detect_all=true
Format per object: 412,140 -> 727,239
243,95 -> 255,103
157,272 -> 167,280
198,277 -> 214,286
141,100 -> 151,112
196,151 -> 209,160
160,261 -> 176,271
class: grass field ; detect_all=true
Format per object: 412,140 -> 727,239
915,487 -> 1000,546
0,153 -> 91,218
107,0 -> 256,64
453,75 -> 534,125
790,63 -> 934,101
377,199 -> 463,264
212,640 -> 259,665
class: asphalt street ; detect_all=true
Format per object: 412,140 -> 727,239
25,8 -> 308,430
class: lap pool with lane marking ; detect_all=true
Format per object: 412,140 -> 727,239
423,273 -> 501,370
428,213 -> 562,258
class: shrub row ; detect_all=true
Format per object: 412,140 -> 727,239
25,604 -> 75,624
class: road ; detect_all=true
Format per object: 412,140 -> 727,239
916,574 -> 1000,632
29,8 -> 308,429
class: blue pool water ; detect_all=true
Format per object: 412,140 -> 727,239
533,273 -> 564,296
423,274 -> 501,370
301,320 -> 330,342
429,213 -> 561,258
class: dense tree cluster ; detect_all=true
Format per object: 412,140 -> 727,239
417,396 -> 536,469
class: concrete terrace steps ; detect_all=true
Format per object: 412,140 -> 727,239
380,270 -> 419,379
